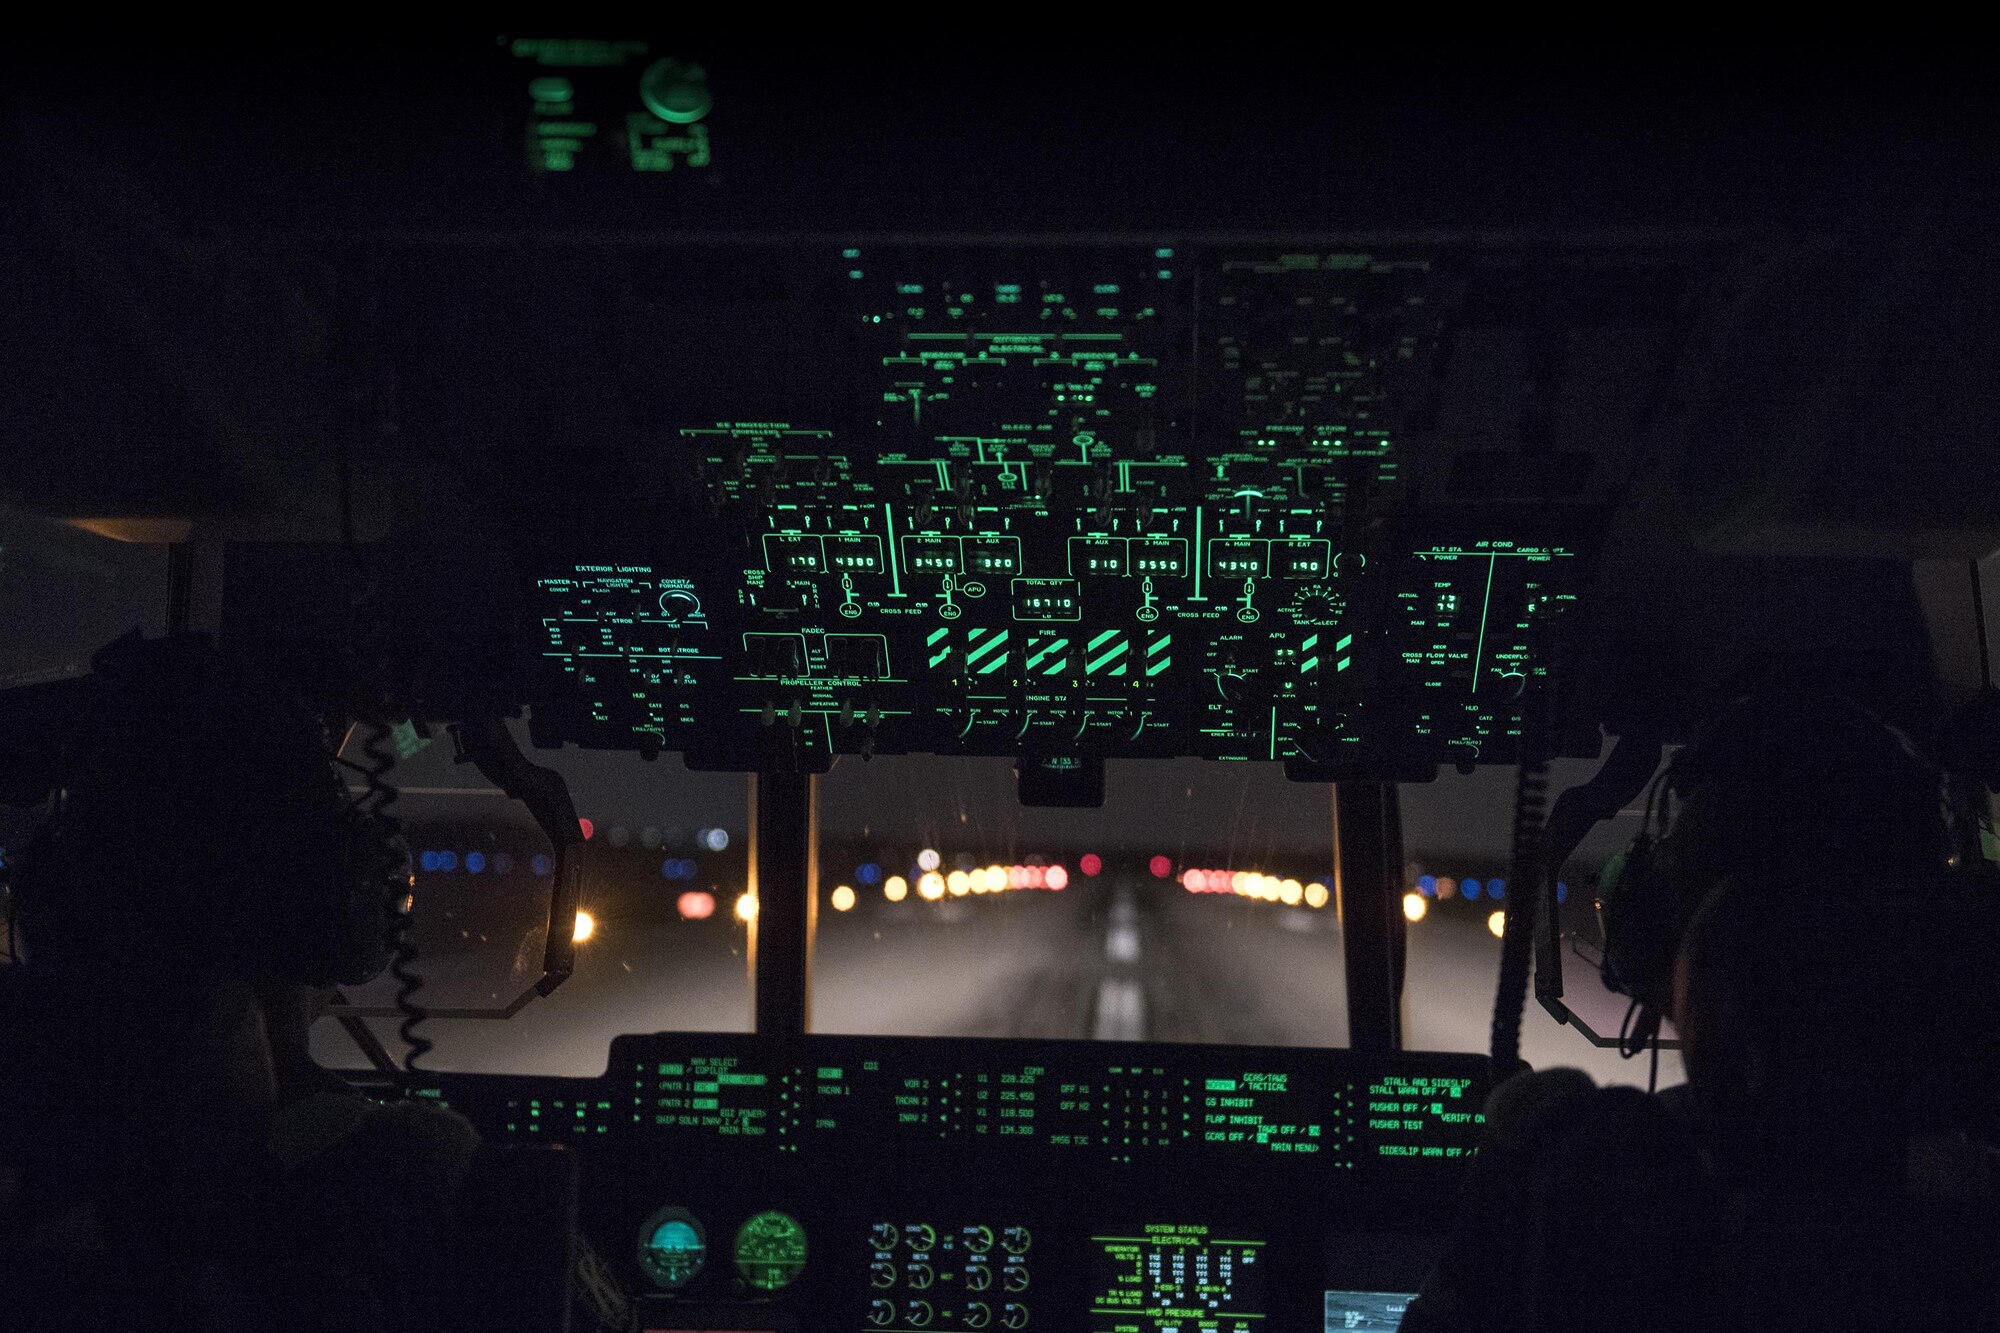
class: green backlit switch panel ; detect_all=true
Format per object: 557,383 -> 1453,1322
528,246 -> 1595,773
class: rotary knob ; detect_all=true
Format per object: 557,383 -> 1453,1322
658,588 -> 703,624
639,58 -> 712,124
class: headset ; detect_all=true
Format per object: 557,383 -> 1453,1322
1595,685 -> 1973,1029
7,631 -> 406,988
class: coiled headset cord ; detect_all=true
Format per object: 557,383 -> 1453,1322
1490,685 -> 1552,1078
342,717 -> 431,1074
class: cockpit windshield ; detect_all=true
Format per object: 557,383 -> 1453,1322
310,724 -> 1665,1086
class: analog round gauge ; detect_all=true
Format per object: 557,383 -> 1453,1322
734,1210 -> 808,1292
636,1205 -> 707,1291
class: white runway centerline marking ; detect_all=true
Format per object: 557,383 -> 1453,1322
1092,977 -> 1147,1041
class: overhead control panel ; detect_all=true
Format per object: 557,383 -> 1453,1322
508,240 -> 1667,776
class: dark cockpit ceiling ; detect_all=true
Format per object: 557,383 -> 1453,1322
7,36 -> 1994,234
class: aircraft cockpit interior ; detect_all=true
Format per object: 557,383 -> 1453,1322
4,36 -> 1999,1333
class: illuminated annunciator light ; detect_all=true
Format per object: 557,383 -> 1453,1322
677,890 -> 716,920
917,848 -> 942,872
918,871 -> 946,901
1402,892 -> 1428,923
1304,881 -> 1331,909
1045,864 -> 1069,891
1079,853 -> 1103,877
946,870 -> 972,897
1488,909 -> 1506,938
572,909 -> 597,943
830,885 -> 856,912
1280,878 -> 1304,906
883,875 -> 909,903
736,893 -> 759,923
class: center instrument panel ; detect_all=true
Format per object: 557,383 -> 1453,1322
491,239 -> 1681,778
409,1033 -> 1486,1330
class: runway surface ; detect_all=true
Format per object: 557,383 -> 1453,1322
313,877 -> 1679,1091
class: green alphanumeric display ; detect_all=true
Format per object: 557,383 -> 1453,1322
1091,1224 -> 1267,1333
449,1034 -> 1486,1170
